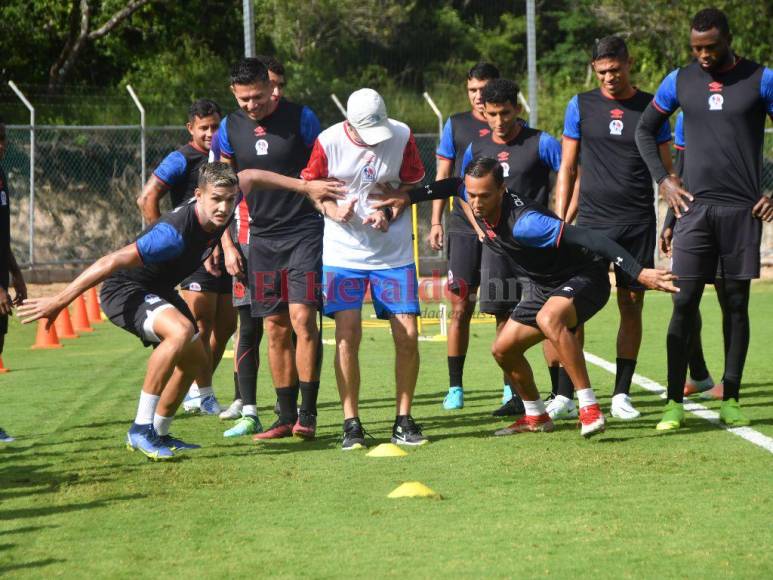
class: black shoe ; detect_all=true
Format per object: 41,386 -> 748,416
391,416 -> 428,446
342,417 -> 367,450
492,395 -> 525,417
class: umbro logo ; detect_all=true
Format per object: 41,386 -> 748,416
479,128 -> 491,137
708,81 -> 723,92
497,151 -> 510,161
563,286 -> 574,292
609,108 -> 624,119
253,126 -> 266,136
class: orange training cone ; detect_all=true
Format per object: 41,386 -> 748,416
54,307 -> 79,339
86,287 -> 103,324
71,295 -> 94,333
31,319 -> 63,349
0,355 -> 9,373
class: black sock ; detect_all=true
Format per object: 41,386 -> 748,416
236,307 -> 262,406
666,280 -> 704,403
613,358 -> 637,396
233,372 -> 240,402
299,380 -> 320,415
687,311 -> 710,381
396,414 -> 411,426
557,367 -> 574,399
276,384 -> 299,424
716,279 -> 750,403
448,355 -> 465,389
549,366 -> 559,396
723,379 -> 740,402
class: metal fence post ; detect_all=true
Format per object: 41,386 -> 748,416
7,81 -> 34,266
126,85 -> 146,229
330,94 -> 347,118
421,92 -> 443,140
526,0 -> 538,127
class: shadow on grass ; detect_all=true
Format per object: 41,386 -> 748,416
0,493 -> 145,522
0,558 -> 66,574
0,524 -> 59,537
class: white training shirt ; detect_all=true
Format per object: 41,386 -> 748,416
301,120 -> 425,270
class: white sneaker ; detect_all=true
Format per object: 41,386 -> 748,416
610,393 -> 641,420
546,395 -> 578,420
182,393 -> 202,413
219,399 -> 243,420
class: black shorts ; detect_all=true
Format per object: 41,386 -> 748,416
248,233 -> 322,318
510,264 -> 611,329
0,314 -> 7,336
479,244 -> 523,315
180,252 -> 231,295
447,231 -> 482,295
581,221 -> 655,290
672,203 -> 761,281
100,283 -> 197,347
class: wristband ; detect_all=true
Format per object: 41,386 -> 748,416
431,223 -> 442,227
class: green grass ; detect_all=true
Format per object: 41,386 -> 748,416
2,285 -> 773,578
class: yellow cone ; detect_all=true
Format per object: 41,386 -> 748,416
366,443 -> 408,457
388,482 -> 441,499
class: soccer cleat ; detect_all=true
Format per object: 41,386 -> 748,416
610,393 -> 641,420
546,394 -> 578,420
684,375 -> 714,396
699,383 -> 724,400
0,427 -> 15,443
182,393 -> 202,413
158,433 -> 201,451
292,411 -> 317,440
579,403 -> 606,438
719,400 -> 750,427
224,415 -> 262,438
655,400 -> 686,431
342,417 -> 368,450
502,384 -> 513,405
125,424 -> 174,461
391,416 -> 429,446
494,413 -> 554,436
199,394 -> 222,415
219,399 -> 243,420
253,420 -> 293,440
492,395 -> 525,417
443,386 -> 464,410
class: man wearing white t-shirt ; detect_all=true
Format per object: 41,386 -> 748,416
301,88 -> 427,450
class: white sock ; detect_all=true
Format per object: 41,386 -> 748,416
135,391 -> 160,425
188,383 -> 200,397
576,388 -> 598,409
523,398 -> 546,416
153,413 -> 174,436
243,404 -> 258,417
198,386 -> 214,397
553,394 -> 572,405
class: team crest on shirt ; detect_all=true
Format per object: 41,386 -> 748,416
188,282 -> 202,292
254,126 -> 266,137
609,119 -> 624,135
144,294 -> 162,305
362,164 -> 376,183
708,94 -> 724,111
255,139 -> 269,155
497,151 -> 510,177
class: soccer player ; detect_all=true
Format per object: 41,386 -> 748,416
372,158 -> 677,438
554,36 -> 674,421
137,99 -> 234,416
459,78 -> 564,416
302,88 -> 427,449
431,62 -> 500,411
636,7 -> 773,429
19,163 -> 240,460
0,117 -> 28,444
218,58 -> 326,439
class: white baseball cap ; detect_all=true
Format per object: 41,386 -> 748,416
346,88 -> 393,145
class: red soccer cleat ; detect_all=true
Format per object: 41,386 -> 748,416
253,421 -> 293,441
579,403 -> 605,438
494,413 -> 554,436
292,412 -> 317,440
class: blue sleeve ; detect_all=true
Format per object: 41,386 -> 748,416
300,106 -> 322,148
152,151 -> 186,186
436,118 -> 456,159
562,95 -> 581,140
136,222 -> 185,264
209,129 -> 221,161
655,117 -> 672,144
457,144 -> 474,201
218,116 -> 233,158
538,132 -> 562,172
674,112 -> 685,148
512,210 -> 563,248
653,69 -> 680,114
761,67 -> 773,116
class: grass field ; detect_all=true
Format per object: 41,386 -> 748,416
2,284 -> 773,578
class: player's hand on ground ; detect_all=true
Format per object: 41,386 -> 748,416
752,195 -> 773,222
369,182 -> 410,213
637,268 -> 679,293
658,176 -> 693,218
304,178 -> 347,204
0,287 -> 12,316
659,227 -> 673,258
428,223 -> 443,250
363,210 -> 389,232
223,245 -> 244,279
17,297 -> 64,327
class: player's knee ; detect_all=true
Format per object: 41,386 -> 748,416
491,341 -> 511,366
393,325 -> 418,354
536,309 -> 563,339
165,320 -> 196,349
335,325 -> 361,350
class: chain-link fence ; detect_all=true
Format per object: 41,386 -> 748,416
4,125 -> 773,273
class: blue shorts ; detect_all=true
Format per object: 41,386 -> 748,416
322,264 -> 420,320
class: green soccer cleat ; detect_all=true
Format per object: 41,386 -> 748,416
224,415 -> 262,438
655,400 -> 686,431
719,400 -> 750,427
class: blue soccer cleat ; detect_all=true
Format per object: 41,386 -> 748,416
0,427 -> 15,443
442,386 -> 464,410
158,433 -> 201,451
126,424 -> 174,461
199,394 -> 223,415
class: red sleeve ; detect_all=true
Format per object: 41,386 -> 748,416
300,139 -> 328,180
399,132 -> 425,184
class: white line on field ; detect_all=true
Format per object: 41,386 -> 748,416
584,351 -> 773,455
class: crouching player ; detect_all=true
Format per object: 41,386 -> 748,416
19,163 -> 240,460
374,157 -> 677,437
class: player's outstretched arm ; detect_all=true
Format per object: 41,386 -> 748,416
238,169 -> 346,205
17,244 -> 143,328
370,177 -> 463,213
